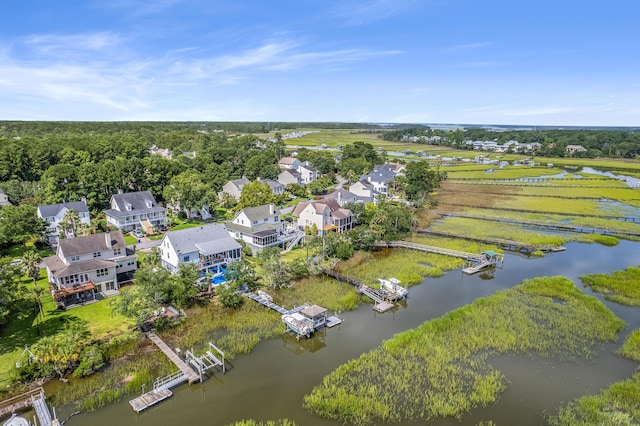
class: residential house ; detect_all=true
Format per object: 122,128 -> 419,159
159,223 -> 242,274
323,188 -> 358,207
299,161 -> 320,185
278,157 -> 301,170
278,169 -> 302,186
349,180 -> 379,203
226,204 -> 301,253
292,199 -> 354,236
566,145 -> 587,155
0,189 -> 11,207
220,177 -> 251,200
360,164 -> 398,195
149,144 -> 173,159
38,200 -> 91,245
104,191 -> 167,233
258,178 -> 285,196
42,230 -> 137,308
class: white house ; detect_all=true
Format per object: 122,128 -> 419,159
159,223 -> 242,274
360,164 -> 397,195
278,157 -> 301,170
42,230 -> 137,308
37,200 -> 91,245
220,177 -> 251,200
292,199 -> 354,236
226,204 -> 301,253
299,161 -> 320,185
349,180 -> 379,203
104,191 -> 166,233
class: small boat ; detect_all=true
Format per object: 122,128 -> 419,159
378,278 -> 408,298
282,313 -> 313,338
3,414 -> 30,426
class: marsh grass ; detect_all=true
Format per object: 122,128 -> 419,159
406,233 -> 498,254
334,249 -> 462,287
303,276 -> 624,425
227,420 -> 298,426
580,266 -> 640,306
617,329 -> 640,361
548,369 -> 640,425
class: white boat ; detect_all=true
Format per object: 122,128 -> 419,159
3,414 -> 30,426
282,313 -> 313,338
378,278 -> 408,298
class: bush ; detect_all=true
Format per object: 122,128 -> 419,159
72,345 -> 105,378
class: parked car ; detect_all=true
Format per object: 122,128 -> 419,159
158,224 -> 167,232
131,230 -> 144,239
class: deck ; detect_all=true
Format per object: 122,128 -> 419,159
129,389 -> 173,413
147,333 -> 200,384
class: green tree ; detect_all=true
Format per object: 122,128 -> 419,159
163,169 -> 209,218
0,204 -> 45,252
405,161 -> 444,204
237,181 -> 276,210
58,209 -> 82,239
0,258 -> 28,326
23,251 -> 43,317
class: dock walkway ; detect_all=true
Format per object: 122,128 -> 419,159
147,333 -> 200,384
416,228 -> 565,253
373,240 -> 483,260
322,270 -> 403,311
241,291 -> 308,315
0,388 -> 57,426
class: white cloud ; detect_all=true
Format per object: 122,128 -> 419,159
333,0 -> 418,25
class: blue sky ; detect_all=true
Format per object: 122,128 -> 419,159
1,0 -> 639,126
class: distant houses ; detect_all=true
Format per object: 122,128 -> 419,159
277,157 -> 320,186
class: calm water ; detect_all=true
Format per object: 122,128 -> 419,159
61,241 -> 639,425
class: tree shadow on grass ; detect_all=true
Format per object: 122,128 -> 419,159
0,311 -> 85,357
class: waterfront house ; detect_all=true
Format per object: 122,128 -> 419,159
349,179 -> 379,204
159,223 -> 242,274
42,230 -> 137,308
226,204 -> 301,253
292,199 -> 354,236
104,190 -> 166,233
37,200 -> 91,245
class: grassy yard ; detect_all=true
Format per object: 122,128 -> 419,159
0,269 -> 133,390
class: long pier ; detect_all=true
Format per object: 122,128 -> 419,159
415,229 -> 566,253
241,291 -> 308,315
147,333 -> 200,384
373,240 -> 483,260
432,209 -> 640,237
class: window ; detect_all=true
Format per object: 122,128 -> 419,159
70,255 -> 80,262
93,252 -> 101,258
105,281 -> 116,291
113,248 -> 122,255
183,255 -> 190,262
96,268 -> 109,277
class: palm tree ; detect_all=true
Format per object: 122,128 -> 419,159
23,250 -> 44,317
58,208 -> 81,239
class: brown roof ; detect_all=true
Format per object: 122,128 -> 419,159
43,255 -> 115,277
279,157 -> 298,165
58,231 -> 126,258
301,305 -> 327,318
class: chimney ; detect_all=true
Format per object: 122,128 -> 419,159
105,231 -> 112,248
269,204 -> 275,215
81,196 -> 87,205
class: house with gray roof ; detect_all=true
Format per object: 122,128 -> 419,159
104,190 -> 166,233
258,178 -> 285,196
220,177 -> 251,200
159,223 -> 242,274
42,230 -> 137,308
278,168 -> 302,186
360,164 -> 400,196
226,204 -> 301,253
349,179 -> 380,204
323,188 -> 359,207
38,200 -> 91,245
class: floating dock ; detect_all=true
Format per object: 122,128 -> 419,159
129,388 -> 173,413
462,250 -> 504,275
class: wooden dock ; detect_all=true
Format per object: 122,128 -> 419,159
129,388 -> 173,413
147,333 -> 200,384
416,228 -> 566,253
0,387 -> 56,426
323,270 -> 405,310
241,291 -> 308,315
373,240 -> 483,260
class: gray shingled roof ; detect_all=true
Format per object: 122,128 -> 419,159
43,256 -> 116,277
165,223 -> 241,255
234,204 -> 280,222
38,201 -> 89,218
104,191 -> 166,218
58,231 -> 126,258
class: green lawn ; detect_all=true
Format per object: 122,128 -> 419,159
0,269 -> 133,389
